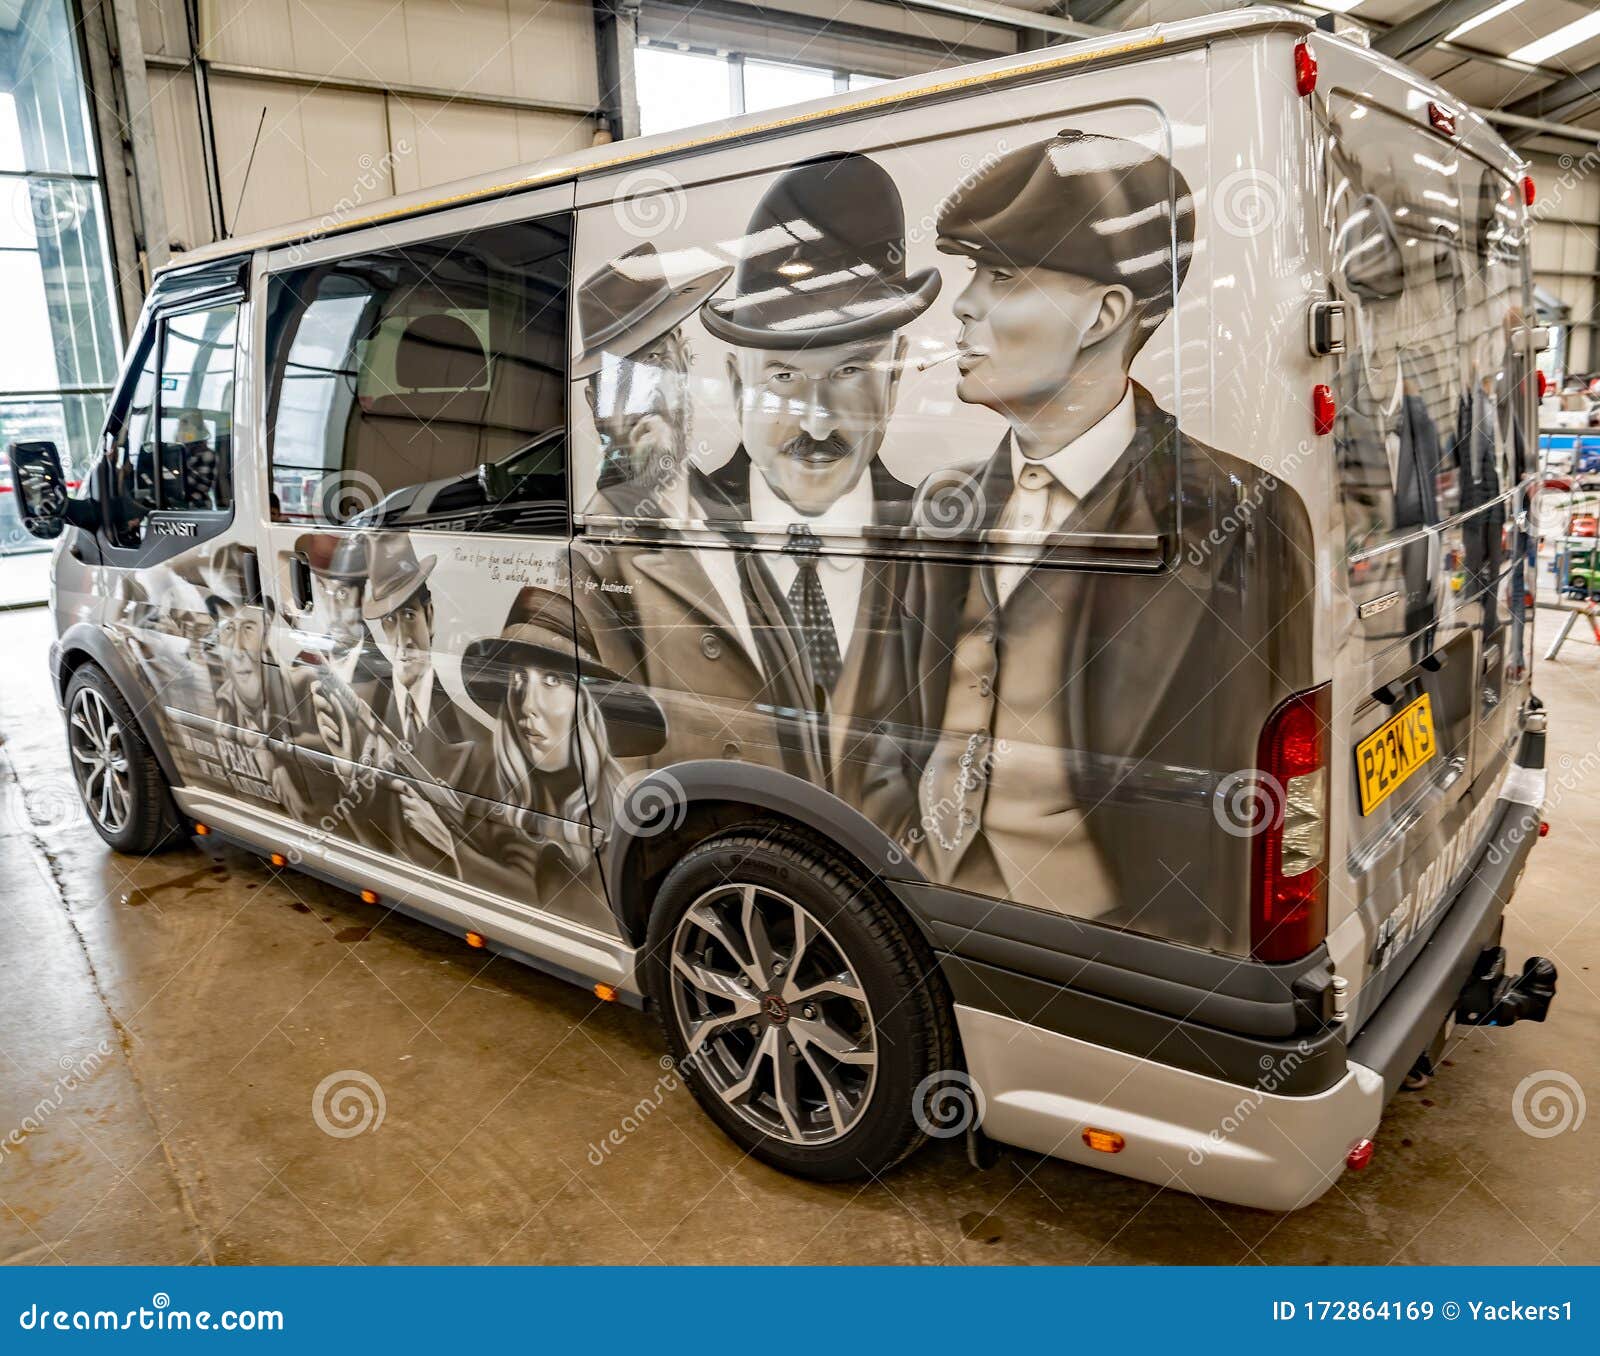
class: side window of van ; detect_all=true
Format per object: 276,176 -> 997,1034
264,214 -> 571,535
106,302 -> 238,550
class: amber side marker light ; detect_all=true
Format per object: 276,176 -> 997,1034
269,852 -> 288,867
465,932 -> 486,949
194,823 -> 210,836
1082,1128 -> 1126,1154
594,983 -> 618,1003
360,889 -> 380,905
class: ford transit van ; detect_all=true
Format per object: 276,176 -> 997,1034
7,7 -> 1556,1210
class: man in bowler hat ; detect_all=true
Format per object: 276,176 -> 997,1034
573,241 -> 825,784
697,151 -> 938,815
906,130 -> 1311,947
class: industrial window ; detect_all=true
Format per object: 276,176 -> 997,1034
264,213 -> 571,536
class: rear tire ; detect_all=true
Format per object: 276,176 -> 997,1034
645,823 -> 956,1181
63,664 -> 183,856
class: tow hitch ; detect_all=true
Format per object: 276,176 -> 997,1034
1455,946 -> 1558,1026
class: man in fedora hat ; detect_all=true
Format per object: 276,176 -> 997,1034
576,239 -> 730,510
573,241 -> 826,784
693,151 -> 937,815
288,531 -> 390,762
342,532 -> 486,867
904,130 -> 1306,946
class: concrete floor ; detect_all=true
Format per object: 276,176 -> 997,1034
1,602 -> 1596,1267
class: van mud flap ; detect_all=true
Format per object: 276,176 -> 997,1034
1455,946 -> 1558,1026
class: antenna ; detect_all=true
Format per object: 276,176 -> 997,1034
228,107 -> 268,237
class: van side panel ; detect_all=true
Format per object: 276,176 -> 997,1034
569,41 -> 1314,958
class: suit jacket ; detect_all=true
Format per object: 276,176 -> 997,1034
697,449 -> 923,825
573,474 -> 825,783
904,383 -> 1315,949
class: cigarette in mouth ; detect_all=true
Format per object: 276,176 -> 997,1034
916,349 -> 962,372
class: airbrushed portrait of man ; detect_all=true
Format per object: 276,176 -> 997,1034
579,240 -> 730,516
288,531 -> 391,763
348,532 -> 484,869
905,129 -> 1265,940
572,241 -> 825,783
700,152 -> 939,702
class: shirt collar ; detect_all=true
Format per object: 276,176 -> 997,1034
1010,382 -> 1136,501
749,461 -> 876,571
396,667 -> 433,728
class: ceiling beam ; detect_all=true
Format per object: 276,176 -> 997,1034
1501,59 -> 1600,128
890,0 -> 1101,39
1374,0 -> 1508,63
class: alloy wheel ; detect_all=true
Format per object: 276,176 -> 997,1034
669,882 -> 877,1146
67,687 -> 132,834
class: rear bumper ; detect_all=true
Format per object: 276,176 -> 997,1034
957,765 -> 1546,1211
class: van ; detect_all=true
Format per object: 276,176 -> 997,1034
6,7 -> 1557,1210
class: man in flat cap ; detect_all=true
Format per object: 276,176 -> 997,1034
573,240 -> 826,784
694,151 -> 937,815
905,130 -> 1309,947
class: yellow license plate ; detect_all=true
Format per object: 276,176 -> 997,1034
1356,694 -> 1436,815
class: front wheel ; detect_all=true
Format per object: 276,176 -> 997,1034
645,824 -> 956,1181
63,664 -> 181,855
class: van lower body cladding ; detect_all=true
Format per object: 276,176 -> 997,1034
957,1007 -> 1387,1211
954,767 -> 1549,1211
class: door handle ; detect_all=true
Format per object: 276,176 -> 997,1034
289,552 -> 313,611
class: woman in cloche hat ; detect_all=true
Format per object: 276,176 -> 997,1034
454,587 -> 667,922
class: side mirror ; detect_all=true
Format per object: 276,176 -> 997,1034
7,440 -> 76,540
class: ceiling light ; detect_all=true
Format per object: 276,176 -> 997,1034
1510,12 -> 1600,65
1444,0 -> 1524,44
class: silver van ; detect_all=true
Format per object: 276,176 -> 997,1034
6,7 -> 1557,1210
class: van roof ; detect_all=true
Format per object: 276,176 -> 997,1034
164,5 -> 1521,274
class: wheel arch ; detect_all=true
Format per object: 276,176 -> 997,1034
54,622 -> 186,790
602,760 -> 930,949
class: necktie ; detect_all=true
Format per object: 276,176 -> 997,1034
785,530 -> 842,691
403,692 -> 418,742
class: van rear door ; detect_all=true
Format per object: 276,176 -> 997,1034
1322,89 -> 1534,1018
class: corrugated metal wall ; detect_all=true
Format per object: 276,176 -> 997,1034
137,0 -> 600,248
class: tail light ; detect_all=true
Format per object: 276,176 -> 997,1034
1522,175 -> 1536,207
1250,683 -> 1331,963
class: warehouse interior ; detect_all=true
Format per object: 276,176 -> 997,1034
1,0 -> 1598,1264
